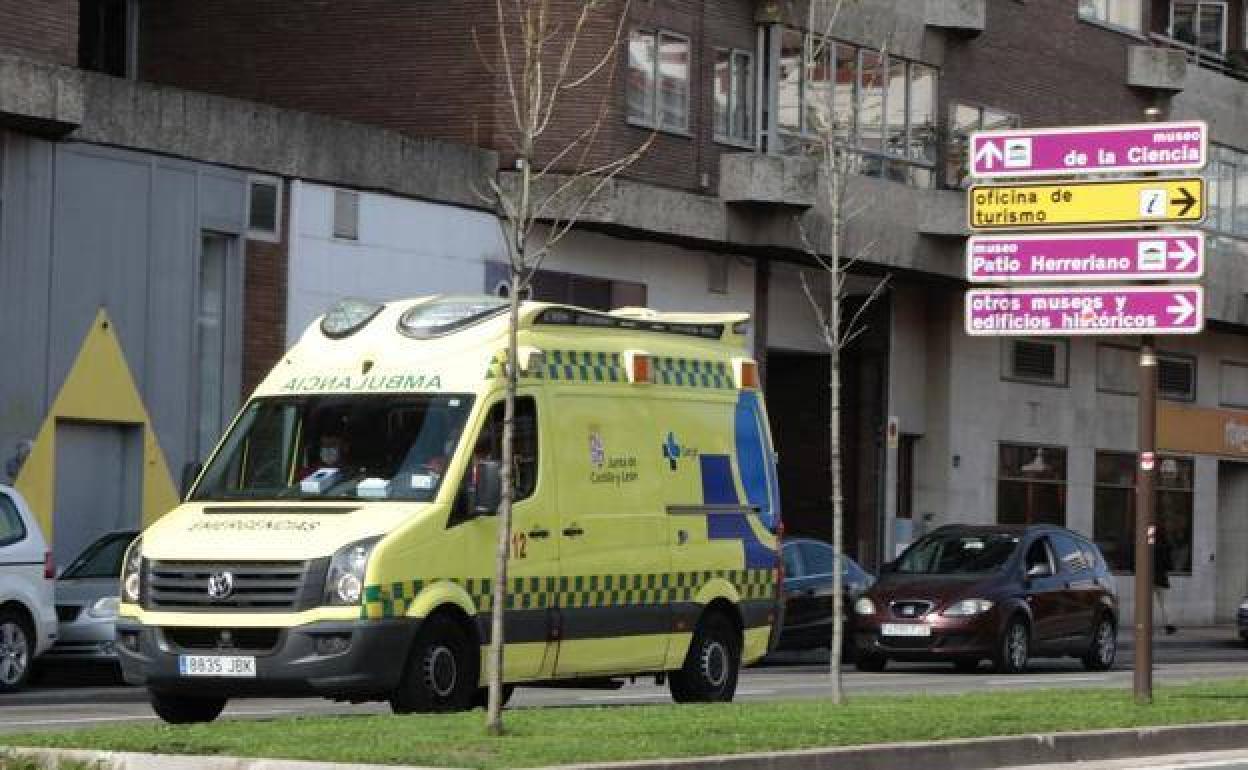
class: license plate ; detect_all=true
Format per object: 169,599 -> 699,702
178,655 -> 256,677
881,623 -> 931,637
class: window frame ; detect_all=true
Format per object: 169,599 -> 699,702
997,442 -> 1069,528
246,174 -> 283,244
627,27 -> 693,137
1096,344 -> 1198,402
1093,450 -> 1194,574
1219,359 -> 1248,408
945,101 -> 1022,189
1001,337 -> 1070,388
712,46 -> 756,148
1170,0 -> 1229,56
1158,351 -> 1198,402
0,492 -> 27,548
1076,0 -> 1146,35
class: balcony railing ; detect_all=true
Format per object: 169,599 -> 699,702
1148,32 -> 1248,83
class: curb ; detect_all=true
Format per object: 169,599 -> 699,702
7,721 -> 1248,770
530,721 -> 1248,770
1,748 -> 467,770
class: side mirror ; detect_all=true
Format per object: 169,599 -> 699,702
1026,562 -> 1052,579
180,460 -> 203,500
472,461 -> 502,515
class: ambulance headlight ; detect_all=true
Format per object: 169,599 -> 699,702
121,536 -> 143,604
325,536 -> 382,606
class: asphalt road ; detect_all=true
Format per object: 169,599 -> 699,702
3,642 -> 1247,734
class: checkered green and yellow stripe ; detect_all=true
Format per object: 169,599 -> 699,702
485,351 -> 732,390
361,569 -> 773,619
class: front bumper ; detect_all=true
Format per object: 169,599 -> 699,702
1237,607 -> 1248,639
45,616 -> 119,662
854,612 -> 1000,661
116,618 -> 417,698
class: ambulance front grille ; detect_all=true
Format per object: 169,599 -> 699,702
145,560 -> 326,612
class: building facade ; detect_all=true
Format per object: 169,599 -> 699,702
3,0 -> 1248,623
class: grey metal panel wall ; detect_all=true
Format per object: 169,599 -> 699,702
0,135 -> 247,488
0,132 -> 55,463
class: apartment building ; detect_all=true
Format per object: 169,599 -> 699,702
4,0 -> 1248,622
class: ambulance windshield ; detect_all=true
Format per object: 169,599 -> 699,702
191,394 -> 475,502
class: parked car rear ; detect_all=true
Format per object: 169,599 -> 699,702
777,538 -> 873,653
852,524 -> 1117,674
0,485 -> 57,692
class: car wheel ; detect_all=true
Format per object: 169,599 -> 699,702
854,653 -> 887,672
953,657 -> 981,673
0,610 -> 34,693
1082,614 -> 1117,672
669,611 -> 740,703
992,617 -> 1030,674
391,615 -> 477,714
149,691 -> 227,724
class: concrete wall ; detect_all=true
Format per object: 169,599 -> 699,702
0,131 -> 248,524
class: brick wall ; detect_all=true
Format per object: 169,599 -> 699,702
0,0 -> 78,66
241,179 -> 289,399
942,1 -> 1155,130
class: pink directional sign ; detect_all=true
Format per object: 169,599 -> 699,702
971,121 -> 1207,178
965,286 -> 1204,336
967,231 -> 1204,283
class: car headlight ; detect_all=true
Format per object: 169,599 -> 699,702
853,597 -> 876,616
121,536 -> 143,604
942,598 -> 995,617
89,596 -> 120,619
325,536 -> 382,606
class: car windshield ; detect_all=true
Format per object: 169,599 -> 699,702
61,533 -> 136,579
192,394 -> 475,502
895,532 -> 1019,575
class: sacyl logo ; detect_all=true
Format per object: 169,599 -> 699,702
207,571 -> 235,601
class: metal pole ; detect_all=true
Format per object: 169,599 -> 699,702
1133,339 -> 1156,704
1133,103 -> 1166,704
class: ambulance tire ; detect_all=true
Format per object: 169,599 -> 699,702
390,615 -> 477,714
669,611 -> 740,703
148,691 -> 227,724
471,684 -> 515,710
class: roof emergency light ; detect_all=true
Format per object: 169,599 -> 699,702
734,358 -> 760,389
321,298 -> 385,339
623,350 -> 653,384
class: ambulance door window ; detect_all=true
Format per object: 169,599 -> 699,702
451,397 -> 538,524
735,391 -> 781,531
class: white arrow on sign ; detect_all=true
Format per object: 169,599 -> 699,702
974,140 -> 1003,170
1168,240 -> 1197,271
1167,293 -> 1196,326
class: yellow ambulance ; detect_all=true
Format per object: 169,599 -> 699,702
116,296 -> 782,723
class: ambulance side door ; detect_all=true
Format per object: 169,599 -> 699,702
458,393 -> 560,681
551,392 -> 670,676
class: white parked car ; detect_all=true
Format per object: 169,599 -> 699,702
0,484 -> 57,692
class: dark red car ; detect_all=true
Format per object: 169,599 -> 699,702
852,524 -> 1118,674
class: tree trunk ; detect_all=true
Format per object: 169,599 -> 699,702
827,156 -> 845,704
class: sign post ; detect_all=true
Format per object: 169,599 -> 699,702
968,115 -> 1208,705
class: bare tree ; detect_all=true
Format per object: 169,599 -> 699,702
794,0 -> 890,705
477,0 -> 653,735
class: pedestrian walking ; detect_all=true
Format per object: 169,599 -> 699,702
1154,531 -> 1176,635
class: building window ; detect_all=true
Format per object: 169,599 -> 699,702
946,103 -> 1020,188
998,444 -> 1067,527
487,263 -> 646,311
1077,0 -> 1144,32
79,0 -> 139,77
247,176 -> 282,243
333,189 -> 359,241
713,48 -> 754,145
1206,144 -> 1248,238
772,32 -> 937,188
1171,1 -> 1228,56
1220,361 -> 1248,407
1158,354 -> 1197,401
1094,452 -> 1193,573
628,29 -> 690,133
1002,338 -> 1068,386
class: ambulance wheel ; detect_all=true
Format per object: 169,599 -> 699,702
390,615 -> 477,714
149,691 -> 227,724
471,684 -> 515,710
669,611 -> 740,703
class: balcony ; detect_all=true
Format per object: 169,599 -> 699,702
719,153 -> 816,209
1127,44 -> 1188,91
1146,32 -> 1248,83
0,53 -> 83,136
923,0 -> 985,35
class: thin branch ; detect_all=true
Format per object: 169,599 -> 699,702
798,270 -> 834,348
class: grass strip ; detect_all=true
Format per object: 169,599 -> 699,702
6,680 -> 1248,769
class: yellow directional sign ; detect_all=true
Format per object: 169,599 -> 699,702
969,177 -> 1205,230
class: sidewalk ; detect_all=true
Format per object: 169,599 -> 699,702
1118,623 -> 1240,649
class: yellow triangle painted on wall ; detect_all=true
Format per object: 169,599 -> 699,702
14,309 -> 179,543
